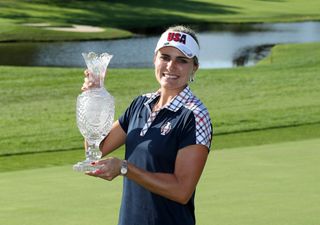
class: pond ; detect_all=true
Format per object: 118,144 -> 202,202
0,21 -> 319,69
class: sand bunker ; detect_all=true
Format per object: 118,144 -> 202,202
23,23 -> 104,32
23,23 -> 51,27
45,25 -> 104,32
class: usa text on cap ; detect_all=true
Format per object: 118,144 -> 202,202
155,31 -> 200,59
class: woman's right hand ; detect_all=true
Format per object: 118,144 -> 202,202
81,69 -> 93,91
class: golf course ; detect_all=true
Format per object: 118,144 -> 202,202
0,1 -> 319,225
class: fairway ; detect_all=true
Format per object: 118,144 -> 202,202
1,1 -> 320,224
1,138 -> 319,225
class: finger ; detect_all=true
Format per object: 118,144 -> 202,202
84,69 -> 90,77
81,84 -> 89,91
91,160 -> 105,166
93,169 -> 104,175
84,77 -> 93,87
85,168 -> 103,176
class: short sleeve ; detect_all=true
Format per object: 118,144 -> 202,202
178,109 -> 213,151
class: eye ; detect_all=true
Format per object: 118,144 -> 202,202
160,55 -> 170,61
176,58 -> 189,64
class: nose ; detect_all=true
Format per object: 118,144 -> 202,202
166,59 -> 177,71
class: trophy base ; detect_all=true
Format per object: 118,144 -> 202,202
73,161 -> 102,172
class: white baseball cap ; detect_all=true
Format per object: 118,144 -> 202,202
154,31 -> 200,59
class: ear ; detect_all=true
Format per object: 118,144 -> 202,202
191,64 -> 199,79
193,63 -> 199,73
189,63 -> 199,82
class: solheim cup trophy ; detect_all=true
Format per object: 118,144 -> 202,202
73,52 -> 115,172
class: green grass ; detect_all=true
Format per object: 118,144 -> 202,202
1,2 -> 319,223
196,138 -> 320,225
0,166 -> 122,225
1,0 -> 320,41
1,123 -> 320,172
1,138 -> 319,225
1,42 -> 320,172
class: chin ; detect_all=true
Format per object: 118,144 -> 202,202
161,82 -> 186,91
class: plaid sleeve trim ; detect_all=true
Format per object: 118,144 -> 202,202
185,97 -> 213,149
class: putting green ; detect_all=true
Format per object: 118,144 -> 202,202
197,138 -> 320,225
1,138 -> 319,225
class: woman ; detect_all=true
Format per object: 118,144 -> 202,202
84,25 -> 213,225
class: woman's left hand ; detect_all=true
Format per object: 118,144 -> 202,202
86,157 -> 122,181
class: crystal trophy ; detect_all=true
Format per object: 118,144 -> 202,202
73,52 -> 115,172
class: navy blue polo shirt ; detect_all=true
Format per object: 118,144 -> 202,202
118,86 -> 212,225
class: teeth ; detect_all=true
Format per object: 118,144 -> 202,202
164,74 -> 178,79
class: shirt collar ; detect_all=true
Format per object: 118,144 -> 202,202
144,86 -> 193,112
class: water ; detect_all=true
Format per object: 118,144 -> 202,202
201,21 -> 320,68
0,21 -> 319,69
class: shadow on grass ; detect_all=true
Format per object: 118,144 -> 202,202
1,123 -> 320,172
0,147 -> 81,157
1,0 -> 240,31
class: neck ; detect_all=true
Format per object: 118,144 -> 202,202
153,86 -> 186,111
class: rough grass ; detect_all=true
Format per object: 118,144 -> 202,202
0,42 -> 320,171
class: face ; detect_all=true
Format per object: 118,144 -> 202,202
154,47 -> 198,93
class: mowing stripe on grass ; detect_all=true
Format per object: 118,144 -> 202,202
1,138 -> 319,225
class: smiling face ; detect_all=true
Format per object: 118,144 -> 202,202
154,46 -> 198,94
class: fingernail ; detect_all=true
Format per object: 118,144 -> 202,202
93,169 -> 102,175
